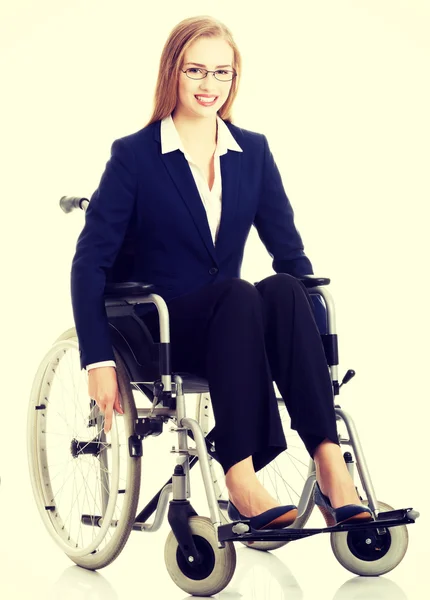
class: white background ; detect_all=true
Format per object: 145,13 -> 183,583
0,1 -> 429,598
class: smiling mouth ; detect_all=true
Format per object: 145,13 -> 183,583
195,95 -> 218,105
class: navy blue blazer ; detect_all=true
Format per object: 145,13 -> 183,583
71,118 -> 314,369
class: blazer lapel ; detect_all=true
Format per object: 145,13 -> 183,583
154,121 -> 242,264
215,150 -> 242,254
161,150 -> 219,263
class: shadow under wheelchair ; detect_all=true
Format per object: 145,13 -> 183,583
26,196 -> 420,597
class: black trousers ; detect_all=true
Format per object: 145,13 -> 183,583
140,274 -> 339,475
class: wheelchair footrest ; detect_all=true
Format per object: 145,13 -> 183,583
217,507 -> 419,544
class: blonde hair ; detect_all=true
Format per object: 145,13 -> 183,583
145,15 -> 242,126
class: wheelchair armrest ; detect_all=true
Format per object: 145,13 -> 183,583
297,275 -> 330,288
104,281 -> 155,298
254,275 -> 330,288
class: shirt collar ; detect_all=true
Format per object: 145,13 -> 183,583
160,113 -> 243,157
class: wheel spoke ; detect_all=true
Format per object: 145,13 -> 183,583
29,337 -> 140,563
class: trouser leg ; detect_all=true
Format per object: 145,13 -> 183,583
140,278 -> 287,475
255,273 -> 339,457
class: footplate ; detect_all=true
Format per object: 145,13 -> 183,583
217,507 -> 419,544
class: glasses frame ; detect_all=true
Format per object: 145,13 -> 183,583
181,67 -> 237,82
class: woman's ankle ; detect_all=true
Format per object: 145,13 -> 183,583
313,438 -> 339,461
314,449 -> 362,506
225,455 -> 256,484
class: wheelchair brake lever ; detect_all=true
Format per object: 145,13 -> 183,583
150,380 -> 175,414
339,369 -> 356,389
150,381 -> 164,412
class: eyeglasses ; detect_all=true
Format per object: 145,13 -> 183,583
181,67 -> 237,82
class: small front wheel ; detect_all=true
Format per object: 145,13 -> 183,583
330,501 -> 408,576
164,516 -> 236,596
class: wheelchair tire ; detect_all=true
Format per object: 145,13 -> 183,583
164,516 -> 236,596
197,394 -> 314,552
27,328 -> 141,569
330,500 -> 409,576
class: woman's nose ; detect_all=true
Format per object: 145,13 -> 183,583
199,74 -> 217,92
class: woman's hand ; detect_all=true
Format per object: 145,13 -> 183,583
88,366 -> 124,433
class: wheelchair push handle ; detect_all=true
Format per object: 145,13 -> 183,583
60,196 -> 89,213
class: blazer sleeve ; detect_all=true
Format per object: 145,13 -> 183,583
71,138 -> 137,369
253,134 -> 314,278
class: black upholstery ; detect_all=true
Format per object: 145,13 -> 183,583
297,275 -> 330,287
104,281 -> 155,297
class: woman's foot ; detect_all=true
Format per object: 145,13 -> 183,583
225,456 -> 282,518
225,441 -> 362,518
313,439 -> 362,508
313,439 -> 373,526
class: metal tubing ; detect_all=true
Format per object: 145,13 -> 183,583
119,293 -> 170,342
312,286 -> 339,381
135,484 -> 173,532
118,293 -> 172,392
136,407 -> 175,418
296,460 -> 316,519
181,417 -> 222,530
173,376 -> 191,498
335,407 -> 380,515
313,286 -> 337,335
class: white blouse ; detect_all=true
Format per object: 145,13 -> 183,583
86,113 -> 243,371
160,113 -> 243,244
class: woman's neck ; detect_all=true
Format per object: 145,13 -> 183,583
172,110 -> 218,147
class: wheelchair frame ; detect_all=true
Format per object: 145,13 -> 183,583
103,282 -> 418,565
27,195 -> 418,594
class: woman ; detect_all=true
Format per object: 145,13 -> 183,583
71,15 -> 372,530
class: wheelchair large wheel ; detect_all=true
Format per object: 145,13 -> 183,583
197,393 -> 313,551
330,500 -> 409,576
164,516 -> 236,596
27,327 -> 141,569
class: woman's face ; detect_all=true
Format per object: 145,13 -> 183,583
175,36 -> 235,119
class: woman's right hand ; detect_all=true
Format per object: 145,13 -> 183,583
88,366 -> 124,433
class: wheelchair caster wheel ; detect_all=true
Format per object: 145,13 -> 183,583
164,516 -> 236,596
330,501 -> 409,576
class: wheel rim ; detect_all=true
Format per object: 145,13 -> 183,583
346,526 -> 392,561
330,500 -> 409,576
165,516 -> 236,596
28,339 -> 130,558
176,535 -> 216,580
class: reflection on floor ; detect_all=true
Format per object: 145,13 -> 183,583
0,479 -> 425,600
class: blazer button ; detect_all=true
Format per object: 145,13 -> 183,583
209,267 -> 218,275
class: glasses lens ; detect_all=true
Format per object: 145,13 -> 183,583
214,70 -> 234,81
186,68 -> 205,79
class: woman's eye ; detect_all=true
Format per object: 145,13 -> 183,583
188,68 -> 200,73
216,70 -> 228,75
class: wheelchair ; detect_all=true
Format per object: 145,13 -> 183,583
26,195 -> 419,596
